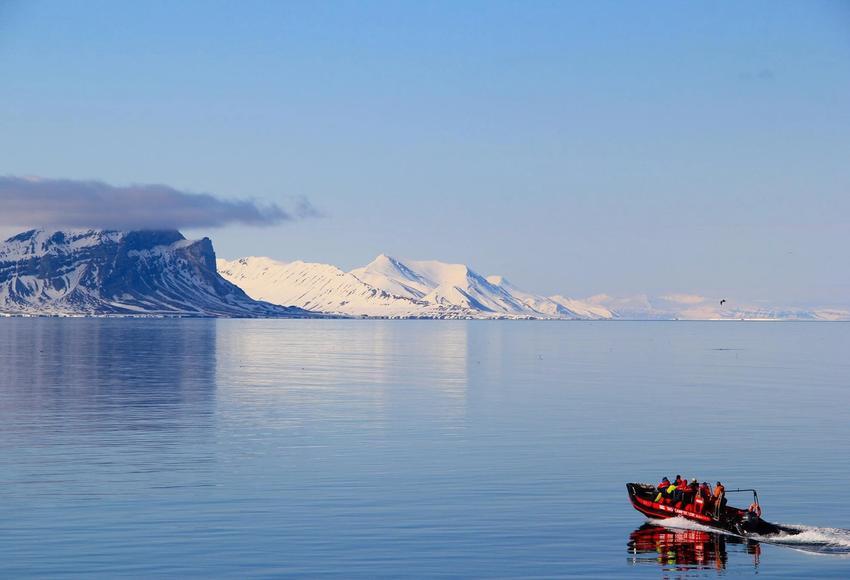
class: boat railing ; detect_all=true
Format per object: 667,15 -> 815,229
724,488 -> 760,509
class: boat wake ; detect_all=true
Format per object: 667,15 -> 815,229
750,525 -> 850,554
648,517 -> 850,555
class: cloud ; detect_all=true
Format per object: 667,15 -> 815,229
293,196 -> 325,219
0,175 -> 317,230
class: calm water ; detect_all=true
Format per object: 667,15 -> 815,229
1,319 -> 849,578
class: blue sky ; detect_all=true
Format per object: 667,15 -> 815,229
1,0 -> 849,305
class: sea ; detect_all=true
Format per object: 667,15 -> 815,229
1,319 -> 848,578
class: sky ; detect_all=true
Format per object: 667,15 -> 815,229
1,0 -> 849,306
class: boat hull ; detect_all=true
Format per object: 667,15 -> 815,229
626,483 -> 716,524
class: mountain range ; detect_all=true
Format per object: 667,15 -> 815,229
1,228 -> 845,320
217,255 -> 847,320
217,255 -> 613,319
0,229 -> 312,317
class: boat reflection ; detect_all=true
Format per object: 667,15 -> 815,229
627,524 -> 762,573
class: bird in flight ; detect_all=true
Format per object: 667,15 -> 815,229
720,299 -> 727,306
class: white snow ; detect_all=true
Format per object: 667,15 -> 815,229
349,254 -> 434,299
219,254 -> 615,319
0,229 -> 124,261
217,256 -> 477,318
218,253 -> 848,321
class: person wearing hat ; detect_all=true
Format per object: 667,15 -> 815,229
655,476 -> 671,502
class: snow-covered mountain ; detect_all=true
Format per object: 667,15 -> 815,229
0,229 -> 314,317
216,257 -> 475,318
351,255 -> 534,315
218,253 -> 847,321
485,275 -> 612,320
5,231 -> 839,320
219,254 -> 610,319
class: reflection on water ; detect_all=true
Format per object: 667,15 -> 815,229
0,318 -> 216,429
628,524 -> 762,573
0,318 -> 217,502
214,319 -> 470,428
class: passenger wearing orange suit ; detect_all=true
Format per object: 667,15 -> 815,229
713,482 -> 726,518
673,477 -> 689,506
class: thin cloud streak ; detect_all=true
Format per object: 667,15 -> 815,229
0,176 -> 313,230
293,196 -> 325,219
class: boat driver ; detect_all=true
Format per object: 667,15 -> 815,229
713,481 -> 726,518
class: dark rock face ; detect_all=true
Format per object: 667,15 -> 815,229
0,229 -> 315,317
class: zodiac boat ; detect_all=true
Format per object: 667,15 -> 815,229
626,482 -> 800,537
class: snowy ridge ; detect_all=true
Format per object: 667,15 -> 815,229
0,229 -> 315,317
352,255 -> 531,315
350,255 -> 610,318
486,276 -> 610,320
217,257 -> 476,318
220,254 -> 611,319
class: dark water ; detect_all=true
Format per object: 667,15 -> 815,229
1,319 -> 848,578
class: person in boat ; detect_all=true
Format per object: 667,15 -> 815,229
693,481 -> 710,513
748,501 -> 762,517
713,481 -> 726,518
657,477 -> 679,504
655,477 -> 671,502
687,479 -> 699,508
670,477 -> 682,504
665,480 -> 678,504
674,476 -> 690,507
699,482 -> 712,506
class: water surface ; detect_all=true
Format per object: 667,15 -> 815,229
1,319 -> 848,577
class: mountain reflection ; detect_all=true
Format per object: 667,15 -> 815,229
627,524 -> 761,573
0,318 -> 217,435
213,320 -> 469,426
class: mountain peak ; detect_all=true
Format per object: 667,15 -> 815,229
367,253 -> 404,268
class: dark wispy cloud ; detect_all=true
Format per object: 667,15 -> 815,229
293,196 -> 325,219
0,176 -> 317,230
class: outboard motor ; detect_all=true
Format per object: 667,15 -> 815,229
739,510 -> 761,534
735,510 -> 782,536
732,510 -> 762,536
